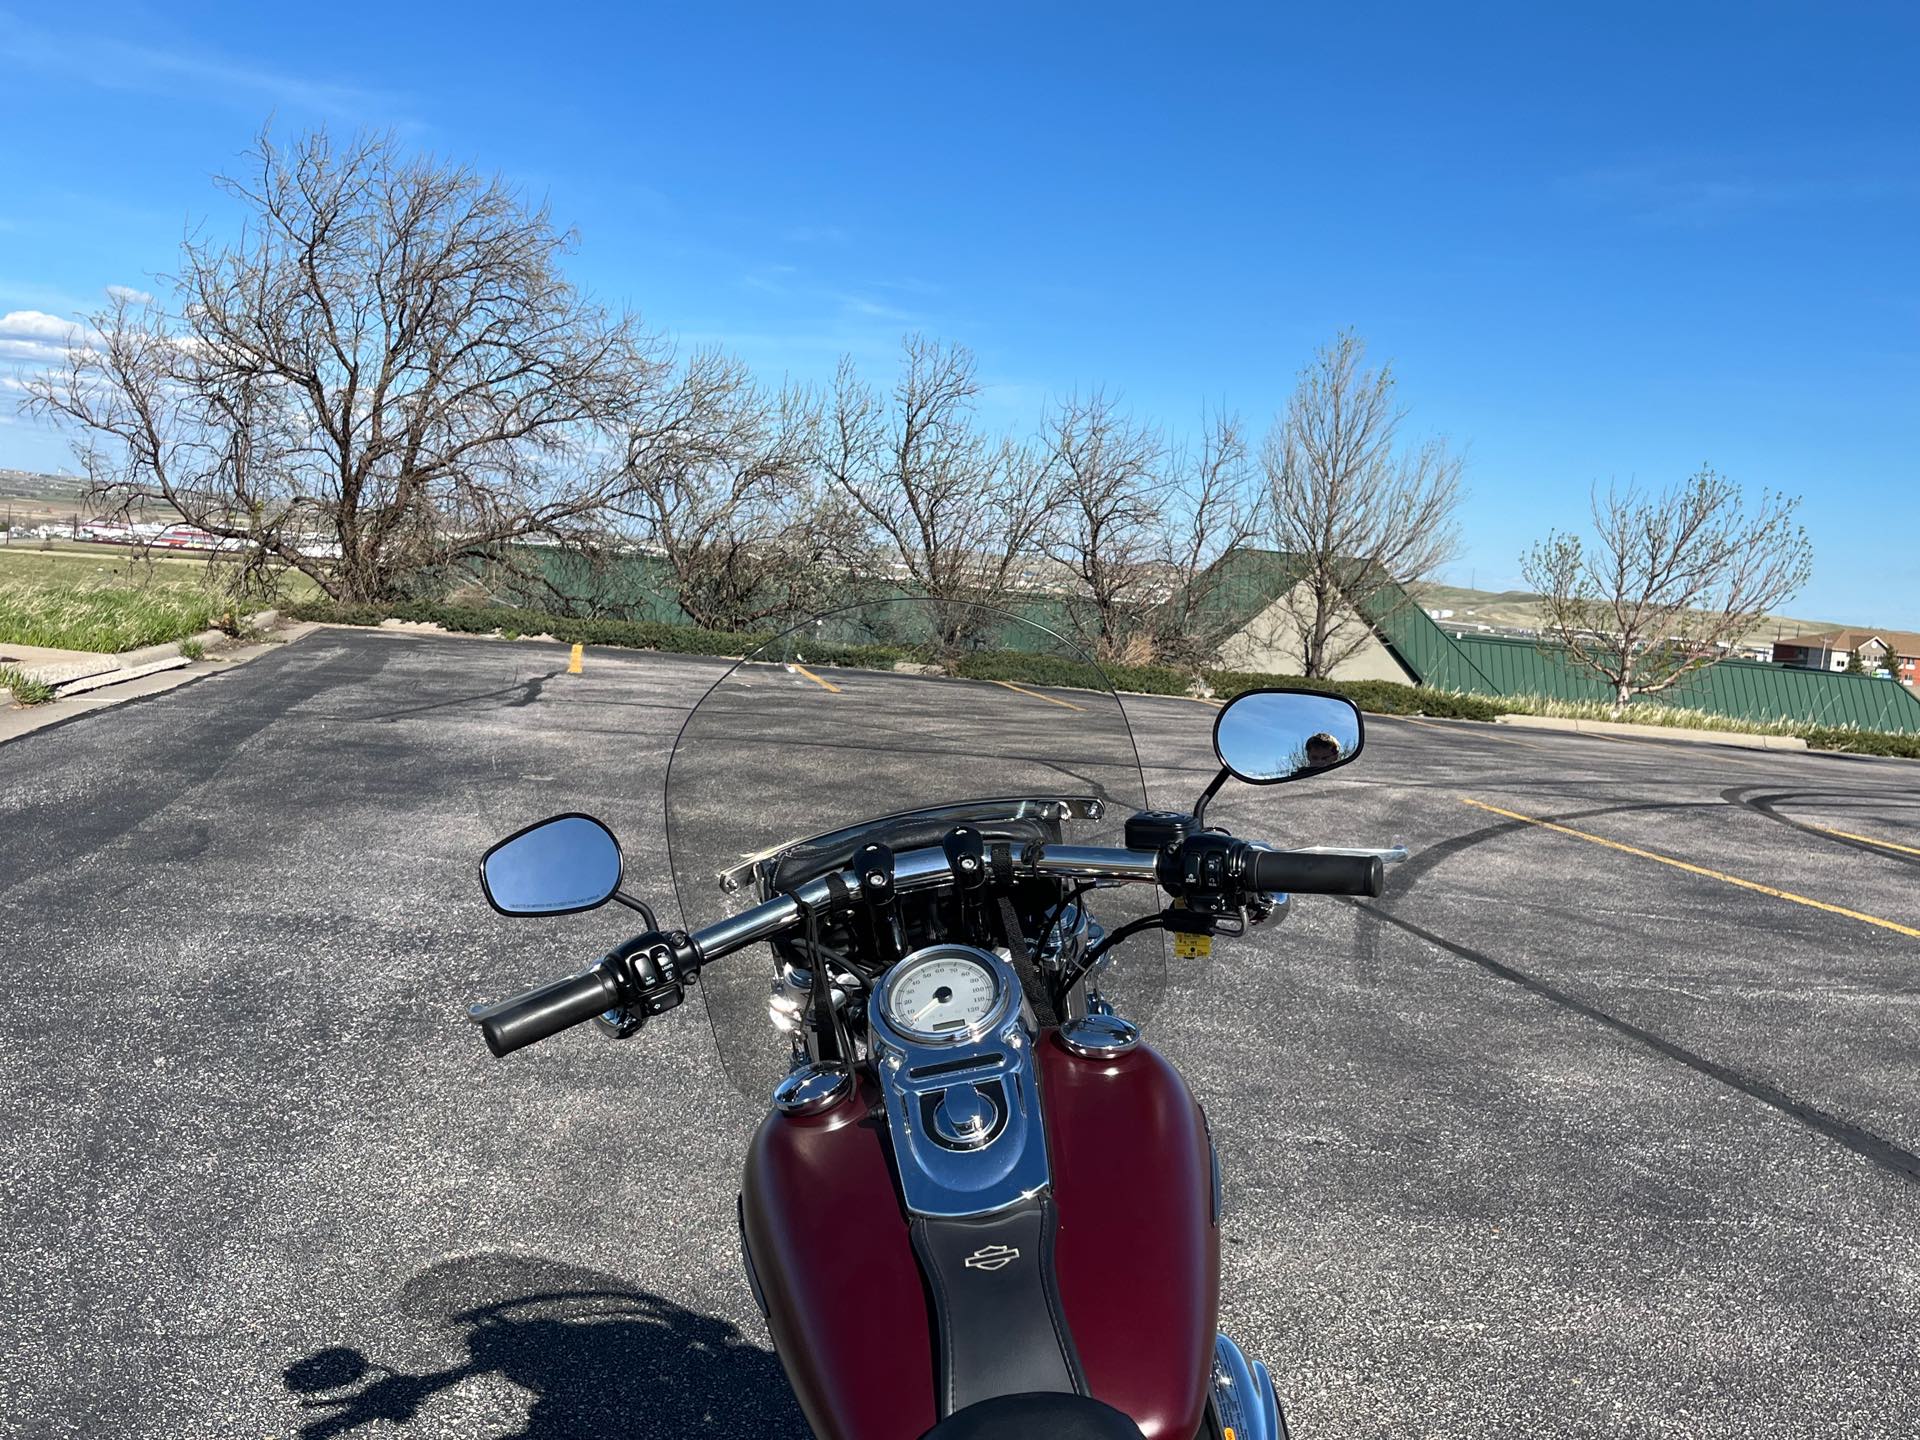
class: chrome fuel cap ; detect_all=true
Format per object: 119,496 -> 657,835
773,1063 -> 851,1116
1059,1013 -> 1140,1058
931,1083 -> 995,1147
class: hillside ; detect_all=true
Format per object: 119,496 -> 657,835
1410,582 -> 1845,649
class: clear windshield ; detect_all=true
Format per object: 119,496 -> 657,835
664,598 -> 1163,1098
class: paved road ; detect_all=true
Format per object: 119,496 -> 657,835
3,628 -> 1917,1439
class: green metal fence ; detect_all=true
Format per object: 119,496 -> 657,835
1447,633 -> 1920,733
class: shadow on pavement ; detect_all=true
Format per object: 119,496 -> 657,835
284,1252 -> 802,1439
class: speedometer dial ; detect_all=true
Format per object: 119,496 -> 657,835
885,947 -> 1001,1041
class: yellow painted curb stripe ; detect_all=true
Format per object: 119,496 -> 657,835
991,679 -> 1086,712
567,642 -> 583,674
1459,796 -> 1920,940
788,663 -> 841,693
1805,824 -> 1920,858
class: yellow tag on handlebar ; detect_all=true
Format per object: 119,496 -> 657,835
1172,931 -> 1212,960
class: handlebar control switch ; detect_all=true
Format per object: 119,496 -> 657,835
606,929 -> 701,1019
1160,830 -> 1241,914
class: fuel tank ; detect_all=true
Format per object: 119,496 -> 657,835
739,1036 -> 1219,1440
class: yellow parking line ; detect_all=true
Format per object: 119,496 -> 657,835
788,663 -> 840,693
1460,796 -> 1920,939
1806,824 -> 1920,858
991,679 -> 1086,712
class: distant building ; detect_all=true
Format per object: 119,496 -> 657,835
1773,629 -> 1920,687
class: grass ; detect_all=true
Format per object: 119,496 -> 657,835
0,665 -> 56,705
1491,693 -> 1920,757
0,543 -> 323,598
1492,694 -> 1810,736
0,543 -> 312,653
0,578 -> 225,652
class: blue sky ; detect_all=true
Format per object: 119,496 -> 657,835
2,2 -> 1916,624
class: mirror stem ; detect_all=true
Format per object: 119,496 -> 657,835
1192,767 -> 1231,829
611,891 -> 660,931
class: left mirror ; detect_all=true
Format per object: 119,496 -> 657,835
480,813 -> 623,916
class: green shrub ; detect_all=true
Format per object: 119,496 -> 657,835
1202,667 -> 1508,721
178,638 -> 206,661
955,651 -> 1191,696
1799,727 -> 1920,759
0,665 -> 55,705
289,599 -> 773,658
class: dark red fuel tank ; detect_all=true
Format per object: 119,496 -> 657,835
740,1039 -> 1218,1440
1041,1035 -> 1220,1440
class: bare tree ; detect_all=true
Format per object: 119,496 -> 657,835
611,349 -> 850,631
24,128 -> 664,603
1149,407 -> 1261,668
1036,391 -> 1166,660
813,335 -> 1058,647
1522,469 -> 1813,710
1260,331 -> 1464,677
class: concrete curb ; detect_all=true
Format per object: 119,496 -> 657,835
53,656 -> 191,696
0,619 -> 314,747
1495,712 -> 1809,751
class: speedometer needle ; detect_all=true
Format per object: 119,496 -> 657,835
911,997 -> 943,1022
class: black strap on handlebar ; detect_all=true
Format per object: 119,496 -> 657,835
996,893 -> 1058,1029
989,840 -> 1015,887
783,887 -> 852,1066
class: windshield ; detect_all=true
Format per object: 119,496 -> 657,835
664,598 -> 1163,1098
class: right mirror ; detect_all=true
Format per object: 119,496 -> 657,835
1212,687 -> 1365,784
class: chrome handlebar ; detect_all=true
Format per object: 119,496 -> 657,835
687,841 -> 1162,965
684,839 -> 1410,967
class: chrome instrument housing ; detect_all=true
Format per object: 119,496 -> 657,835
867,944 -> 1051,1218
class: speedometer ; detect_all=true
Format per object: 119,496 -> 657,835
883,946 -> 1003,1041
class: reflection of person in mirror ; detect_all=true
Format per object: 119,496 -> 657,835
1304,732 -> 1343,769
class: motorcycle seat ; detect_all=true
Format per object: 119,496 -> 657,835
920,1392 -> 1145,1440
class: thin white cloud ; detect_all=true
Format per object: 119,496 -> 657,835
1559,161 -> 1915,228
833,293 -> 918,324
0,337 -> 72,364
0,12 -> 409,122
106,284 -> 154,305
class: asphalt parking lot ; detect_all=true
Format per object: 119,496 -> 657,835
3,627 -> 1918,1439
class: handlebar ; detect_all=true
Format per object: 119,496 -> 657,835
1244,847 -> 1384,897
470,966 -> 622,1057
471,835 -> 1404,1054
685,837 -> 1389,968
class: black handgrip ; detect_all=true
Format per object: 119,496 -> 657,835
1244,848 -> 1385,898
469,965 -> 621,1057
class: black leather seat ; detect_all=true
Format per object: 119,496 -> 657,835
921,1393 -> 1145,1440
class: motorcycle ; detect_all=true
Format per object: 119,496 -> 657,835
468,600 -> 1400,1440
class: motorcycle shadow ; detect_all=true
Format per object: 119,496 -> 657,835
283,1252 -> 803,1439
